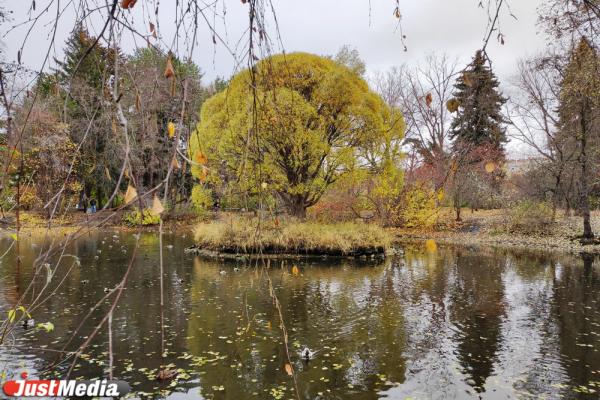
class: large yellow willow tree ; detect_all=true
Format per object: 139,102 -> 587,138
189,52 -> 404,218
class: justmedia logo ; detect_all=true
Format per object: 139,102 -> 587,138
2,372 -> 131,398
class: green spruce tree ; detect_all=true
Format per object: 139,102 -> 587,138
448,51 -> 507,221
450,50 -> 507,160
54,28 -> 116,90
51,29 -> 118,207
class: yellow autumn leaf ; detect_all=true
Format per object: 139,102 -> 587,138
152,196 -> 165,215
425,239 -> 437,253
485,162 -> 496,173
124,185 -> 138,204
167,122 -> 176,138
291,265 -> 299,276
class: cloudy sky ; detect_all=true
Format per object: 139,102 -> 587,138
3,0 -> 549,156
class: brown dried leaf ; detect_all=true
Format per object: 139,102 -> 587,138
284,363 -> 293,376
425,93 -> 433,107
121,0 -> 137,9
152,196 -> 165,215
164,57 -> 175,79
194,151 -> 208,165
124,185 -> 138,204
463,72 -> 474,87
171,157 -> 181,170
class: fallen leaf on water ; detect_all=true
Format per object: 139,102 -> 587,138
284,363 -> 293,376
156,369 -> 177,381
292,265 -> 299,276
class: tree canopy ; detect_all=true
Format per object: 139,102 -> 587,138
189,52 -> 404,217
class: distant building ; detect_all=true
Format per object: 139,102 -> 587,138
505,158 -> 543,176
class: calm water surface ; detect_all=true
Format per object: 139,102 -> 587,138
0,231 -> 600,399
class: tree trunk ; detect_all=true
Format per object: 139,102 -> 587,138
580,110 -> 594,239
551,172 -> 562,222
454,191 -> 462,222
288,196 -> 307,219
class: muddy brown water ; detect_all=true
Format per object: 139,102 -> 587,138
0,231 -> 599,399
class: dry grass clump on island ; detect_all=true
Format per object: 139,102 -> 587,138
193,216 -> 391,255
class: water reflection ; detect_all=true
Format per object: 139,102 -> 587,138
0,233 -> 600,399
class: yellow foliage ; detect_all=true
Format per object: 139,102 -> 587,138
188,52 -> 405,212
190,185 -> 213,214
394,184 -> 440,229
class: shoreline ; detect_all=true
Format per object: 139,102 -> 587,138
4,210 -> 600,255
393,208 -> 600,255
394,231 -> 600,255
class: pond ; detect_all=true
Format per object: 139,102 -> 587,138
0,231 -> 599,399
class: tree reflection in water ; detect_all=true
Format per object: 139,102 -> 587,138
1,233 -> 600,399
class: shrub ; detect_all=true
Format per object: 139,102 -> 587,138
508,201 -> 553,234
390,184 -> 440,229
123,208 -> 161,226
19,187 -> 40,210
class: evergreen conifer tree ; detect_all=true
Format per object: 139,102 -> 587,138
450,50 -> 507,161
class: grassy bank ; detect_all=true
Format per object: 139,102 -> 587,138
394,208 -> 600,254
193,217 -> 391,256
0,210 -> 201,233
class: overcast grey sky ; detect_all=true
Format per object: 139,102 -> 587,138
4,0 -> 547,79
3,0 -> 548,156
